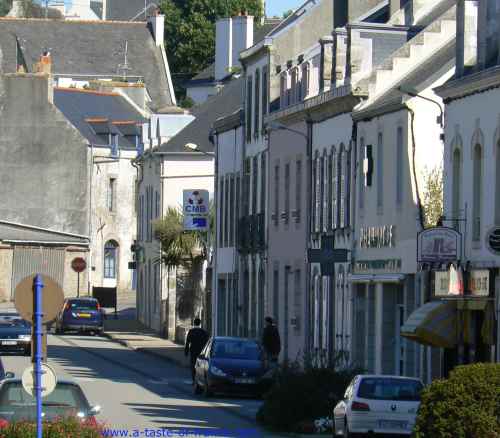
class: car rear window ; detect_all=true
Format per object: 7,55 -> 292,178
0,382 -> 87,408
357,378 -> 423,401
69,300 -> 98,311
213,341 -> 262,360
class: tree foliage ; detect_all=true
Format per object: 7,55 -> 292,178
158,0 -> 263,95
422,163 -> 443,229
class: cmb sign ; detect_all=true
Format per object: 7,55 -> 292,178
183,189 -> 209,231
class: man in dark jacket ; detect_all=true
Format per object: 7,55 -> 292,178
184,318 -> 209,383
262,316 -> 281,364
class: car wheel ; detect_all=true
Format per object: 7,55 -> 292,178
344,418 -> 356,438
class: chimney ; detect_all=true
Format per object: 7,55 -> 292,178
34,52 -> 52,75
215,14 -> 254,81
148,10 -> 165,47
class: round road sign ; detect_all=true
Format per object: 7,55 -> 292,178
71,257 -> 87,273
14,274 -> 65,324
22,363 -> 57,397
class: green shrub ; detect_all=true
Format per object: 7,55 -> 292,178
0,417 -> 103,438
414,363 -> 500,438
256,357 -> 361,432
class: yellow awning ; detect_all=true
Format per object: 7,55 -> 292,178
401,300 -> 457,349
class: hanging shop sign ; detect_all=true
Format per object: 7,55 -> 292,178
183,189 -> 209,231
354,259 -> 402,272
469,270 -> 490,297
359,225 -> 396,249
417,227 -> 461,262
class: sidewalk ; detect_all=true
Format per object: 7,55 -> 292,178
103,317 -> 188,369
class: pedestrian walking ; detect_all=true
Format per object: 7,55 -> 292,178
184,317 -> 209,384
261,316 -> 280,366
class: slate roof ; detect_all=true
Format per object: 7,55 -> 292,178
189,18 -> 282,84
0,18 -> 173,110
158,77 -> 243,154
53,88 -> 146,148
106,0 -> 158,21
0,221 -> 89,245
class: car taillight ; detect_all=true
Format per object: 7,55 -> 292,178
64,303 -> 71,311
351,401 -> 370,411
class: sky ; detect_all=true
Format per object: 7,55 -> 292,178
266,0 -> 304,18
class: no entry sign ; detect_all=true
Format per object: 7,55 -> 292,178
71,257 -> 87,273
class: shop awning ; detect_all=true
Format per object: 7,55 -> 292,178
401,300 -> 457,349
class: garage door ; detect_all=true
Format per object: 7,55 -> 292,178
11,247 -> 65,298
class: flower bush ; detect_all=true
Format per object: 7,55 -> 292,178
0,417 -> 104,438
414,363 -> 500,438
256,354 -> 361,433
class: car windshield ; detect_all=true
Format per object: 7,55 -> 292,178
0,318 -> 29,328
69,301 -> 98,311
0,382 -> 89,422
212,341 -> 261,360
357,378 -> 423,401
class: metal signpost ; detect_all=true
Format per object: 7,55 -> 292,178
14,274 -> 64,438
71,257 -> 87,297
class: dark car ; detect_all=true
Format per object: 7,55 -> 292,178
0,313 -> 31,356
194,336 -> 274,397
55,298 -> 104,335
0,379 -> 101,425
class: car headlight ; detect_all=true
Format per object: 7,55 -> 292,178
210,366 -> 227,377
18,335 -> 31,341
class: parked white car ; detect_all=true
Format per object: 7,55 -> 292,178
333,375 -> 424,437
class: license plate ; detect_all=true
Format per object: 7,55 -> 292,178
1,341 -> 17,346
378,420 -> 408,430
77,313 -> 91,318
234,378 -> 255,384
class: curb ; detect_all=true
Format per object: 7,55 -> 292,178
102,332 -> 189,369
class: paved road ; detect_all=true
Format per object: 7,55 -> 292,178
1,333 -> 273,437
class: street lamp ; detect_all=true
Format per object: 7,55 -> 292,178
397,85 -> 444,127
184,143 -> 215,156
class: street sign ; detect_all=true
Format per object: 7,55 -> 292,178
71,257 -> 87,273
22,363 -> 57,398
417,227 -> 461,262
14,274 -> 64,324
183,189 -> 209,231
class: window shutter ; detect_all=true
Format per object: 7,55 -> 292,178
345,147 -> 351,228
332,151 -> 338,229
254,69 -> 260,138
322,277 -> 328,350
315,156 -> 321,232
323,154 -> 329,232
340,149 -> 345,229
314,276 -> 320,349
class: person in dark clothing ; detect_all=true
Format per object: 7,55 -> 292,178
261,316 -> 281,364
184,318 -> 209,383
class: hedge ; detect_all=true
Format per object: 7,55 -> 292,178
0,417 -> 103,438
414,363 -> 500,438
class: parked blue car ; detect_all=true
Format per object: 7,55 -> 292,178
55,298 -> 104,336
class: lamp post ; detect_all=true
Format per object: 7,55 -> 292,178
397,85 -> 444,127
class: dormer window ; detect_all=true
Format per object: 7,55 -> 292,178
111,134 -> 119,157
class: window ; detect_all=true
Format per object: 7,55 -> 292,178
235,175 -> 241,244
280,73 -> 288,109
252,157 -> 258,215
294,269 -> 301,332
246,76 -> 253,142
339,146 -> 345,228
291,68 -> 299,104
225,175 -> 230,246
274,164 -> 280,227
452,148 -> 461,228
229,174 -> 235,246
104,240 -> 119,279
111,134 -> 118,157
315,155 -> 321,232
496,143 -> 500,224
322,152 -> 328,232
328,153 -> 333,228
244,158 -> 251,216
219,178 -> 224,247
260,154 -> 266,214
472,144 -> 483,241
107,178 -> 116,212
396,127 -> 404,206
296,159 -> 302,223
332,150 -> 338,229
301,62 -> 310,100
345,147 -> 351,227
284,162 -> 290,224
262,67 -> 268,133
273,267 -> 279,323
359,138 -> 365,211
377,133 -> 384,211
337,148 -> 342,227
155,191 -> 160,218
254,69 -> 260,138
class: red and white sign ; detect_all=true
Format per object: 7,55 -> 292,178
71,257 -> 87,273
